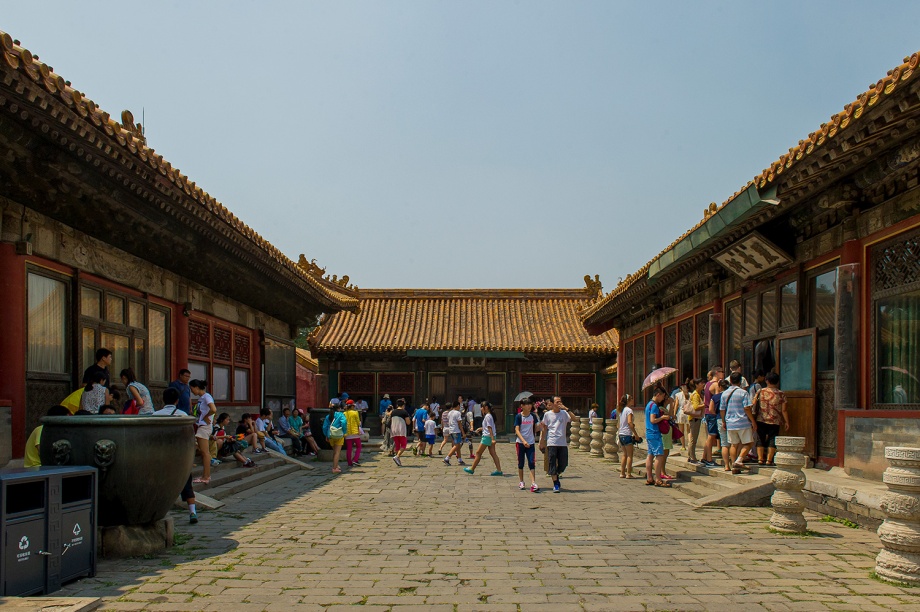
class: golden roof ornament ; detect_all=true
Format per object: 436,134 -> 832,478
297,254 -> 326,276
584,274 -> 603,298
120,110 -> 146,145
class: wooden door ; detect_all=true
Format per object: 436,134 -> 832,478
776,329 -> 818,458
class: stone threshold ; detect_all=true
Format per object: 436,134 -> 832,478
0,597 -> 100,611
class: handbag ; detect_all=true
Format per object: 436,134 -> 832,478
328,415 -> 344,439
657,419 -> 670,434
671,423 -> 684,441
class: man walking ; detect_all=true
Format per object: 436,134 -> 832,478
168,369 -> 192,415
390,399 -> 411,467
539,396 -> 572,493
723,372 -> 756,474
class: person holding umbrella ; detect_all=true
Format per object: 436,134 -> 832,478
644,385 -> 672,487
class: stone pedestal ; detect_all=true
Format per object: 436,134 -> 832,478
579,419 -> 591,452
875,446 -> 920,585
770,436 -> 807,533
603,419 -> 619,462
99,516 -> 174,558
569,417 -> 581,448
590,419 -> 604,457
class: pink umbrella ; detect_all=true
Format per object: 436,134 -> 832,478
642,367 -> 677,391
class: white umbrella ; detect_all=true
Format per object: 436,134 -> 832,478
514,391 -> 533,402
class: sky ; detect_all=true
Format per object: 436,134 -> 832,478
4,2 -> 920,290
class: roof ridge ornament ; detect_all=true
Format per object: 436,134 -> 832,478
584,274 -> 603,299
120,110 -> 146,145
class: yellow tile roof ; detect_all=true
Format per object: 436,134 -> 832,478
581,50 -> 920,328
0,30 -> 357,312
295,348 -> 318,372
311,289 -> 619,355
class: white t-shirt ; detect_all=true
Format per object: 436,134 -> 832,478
196,393 -> 215,427
390,413 -> 408,437
429,402 -> 440,418
588,409 -> 598,425
541,410 -> 571,447
255,417 -> 268,432
447,409 -> 462,434
515,412 -> 538,444
472,403 -> 482,418
424,419 -> 436,436
618,407 -> 634,436
152,404 -> 182,416
481,413 -> 495,437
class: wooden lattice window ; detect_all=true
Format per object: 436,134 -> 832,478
234,333 -> 251,366
188,320 -> 210,359
559,374 -> 595,395
213,327 -> 232,362
340,372 -> 375,395
874,229 -> 920,295
520,373 -> 556,396
378,373 -> 414,394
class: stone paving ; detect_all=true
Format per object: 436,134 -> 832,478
59,443 -> 919,611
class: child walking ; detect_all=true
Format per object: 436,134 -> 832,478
423,412 -> 437,457
514,397 -> 542,491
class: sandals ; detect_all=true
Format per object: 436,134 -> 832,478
645,480 -> 655,486
654,480 -> 672,488
192,477 -> 210,484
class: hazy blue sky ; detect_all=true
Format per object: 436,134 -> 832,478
4,2 -> 920,289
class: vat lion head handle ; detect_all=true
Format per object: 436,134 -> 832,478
93,439 -> 117,472
51,439 -> 72,465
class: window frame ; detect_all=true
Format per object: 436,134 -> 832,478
25,266 -> 72,381
186,316 -> 253,404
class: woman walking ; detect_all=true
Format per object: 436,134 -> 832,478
616,395 -> 638,479
324,400 -> 347,473
463,401 -> 502,476
343,400 -> 363,467
381,405 -> 395,456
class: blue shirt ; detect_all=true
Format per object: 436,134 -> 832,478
723,386 -> 753,431
414,408 -> 428,432
644,401 -> 662,440
379,399 -> 392,415
168,380 -> 191,415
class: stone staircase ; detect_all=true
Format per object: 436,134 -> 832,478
634,454 -> 775,507
189,452 -> 307,501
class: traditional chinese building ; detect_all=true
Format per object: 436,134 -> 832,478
582,51 -> 920,479
310,285 -> 618,433
0,31 -> 357,458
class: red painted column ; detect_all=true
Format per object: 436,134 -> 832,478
0,244 -> 27,457
615,341 -> 625,403
172,303 -> 189,376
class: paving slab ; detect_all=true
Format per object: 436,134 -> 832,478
52,444 -> 918,610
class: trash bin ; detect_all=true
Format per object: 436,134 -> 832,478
0,466 -> 97,596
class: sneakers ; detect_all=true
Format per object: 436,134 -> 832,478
463,467 -> 475,475
412,447 -> 418,456
469,454 -> 476,459
443,458 -> 451,466
189,512 -> 198,524
210,459 -> 221,467
519,481 -> 526,490
353,461 -> 361,467
458,459 -> 466,466
254,448 -> 265,454
490,470 -> 503,476
393,456 -> 402,467
530,483 -> 539,493
702,460 -> 717,467
688,459 -> 701,465
553,482 -> 561,493
243,459 -> 256,468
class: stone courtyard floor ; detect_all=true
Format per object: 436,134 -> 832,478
59,444 -> 918,611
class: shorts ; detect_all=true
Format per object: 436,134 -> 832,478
756,422 -> 780,449
728,427 -> 753,446
330,437 -> 344,447
451,433 -> 462,445
393,436 -> 407,452
195,426 -> 211,440
662,429 -> 673,451
646,435 -> 664,457
704,414 -> 719,437
618,435 -> 634,446
180,475 -> 194,502
547,446 -> 569,476
416,430 -> 425,441
516,443 -> 536,470
481,435 -> 493,447
717,418 -> 729,448
425,434 -> 436,444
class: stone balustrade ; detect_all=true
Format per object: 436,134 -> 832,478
770,436 -> 808,534
590,418 -> 604,457
875,446 -> 920,586
603,419 -> 619,462
569,417 -> 581,448
579,418 -> 591,452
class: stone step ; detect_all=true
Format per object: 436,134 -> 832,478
670,480 -> 714,499
191,454 -> 291,491
204,463 -> 302,500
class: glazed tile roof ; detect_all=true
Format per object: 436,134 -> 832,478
296,348 -> 319,372
0,31 -> 358,313
311,289 -> 619,355
581,50 -> 920,328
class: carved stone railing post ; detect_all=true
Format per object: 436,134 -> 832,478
579,418 -> 591,452
569,417 -> 581,448
603,419 -> 619,462
770,436 -> 808,534
876,447 -> 920,586
590,418 -> 604,457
